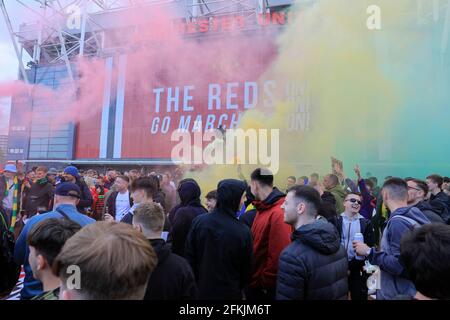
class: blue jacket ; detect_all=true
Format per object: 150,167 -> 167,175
368,206 -> 430,300
14,204 -> 95,299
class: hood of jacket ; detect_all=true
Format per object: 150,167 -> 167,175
149,239 -> 171,266
391,206 -> 431,225
293,218 -> 341,255
253,187 -> 285,211
178,180 -> 202,207
215,179 -> 247,217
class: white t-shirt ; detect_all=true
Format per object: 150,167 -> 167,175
115,191 -> 131,222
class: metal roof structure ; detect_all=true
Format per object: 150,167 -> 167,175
0,0 -> 299,83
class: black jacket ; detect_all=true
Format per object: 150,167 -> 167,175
154,190 -> 166,211
334,215 -> 376,248
239,185 -> 256,229
75,178 -> 93,212
22,180 -> 54,217
334,214 -> 375,271
185,179 -> 253,300
144,239 -> 198,300
429,192 -> 450,223
414,201 -> 445,224
276,218 -> 348,300
169,180 -> 207,257
105,190 -> 133,219
320,191 -> 337,221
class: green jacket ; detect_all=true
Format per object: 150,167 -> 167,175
328,185 -> 346,214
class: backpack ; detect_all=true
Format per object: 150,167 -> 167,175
0,211 -> 21,297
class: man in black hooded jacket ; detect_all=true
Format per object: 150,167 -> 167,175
169,179 -> 207,257
133,202 -> 198,300
185,179 -> 253,300
277,185 -> 348,300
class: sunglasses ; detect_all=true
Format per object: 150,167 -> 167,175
346,198 -> 362,205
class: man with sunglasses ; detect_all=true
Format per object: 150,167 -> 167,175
335,192 -> 375,300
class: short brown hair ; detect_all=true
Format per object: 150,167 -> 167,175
133,202 -> 165,232
54,222 -> 157,300
426,174 -> 443,188
345,191 -> 362,200
130,177 -> 157,199
116,175 -> 130,183
36,166 -> 48,173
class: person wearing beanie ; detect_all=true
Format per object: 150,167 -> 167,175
62,166 -> 93,214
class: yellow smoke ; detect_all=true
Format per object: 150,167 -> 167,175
188,0 -> 424,195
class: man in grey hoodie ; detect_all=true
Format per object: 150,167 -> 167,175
354,178 -> 430,300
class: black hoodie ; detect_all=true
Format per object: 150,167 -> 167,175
144,239 -> 198,300
185,179 -> 253,300
169,180 -> 207,257
276,218 -> 348,300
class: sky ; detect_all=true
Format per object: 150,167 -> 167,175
0,1 -> 22,135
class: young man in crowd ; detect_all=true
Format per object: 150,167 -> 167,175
399,223 -> 450,300
323,174 -> 346,214
54,222 -> 157,300
14,182 -> 95,299
22,166 -> 54,219
161,172 -> 177,212
426,174 -> 450,223
286,176 -> 296,193
309,173 -> 319,187
296,176 -> 308,186
205,190 -> 217,213
277,185 -> 348,300
128,169 -> 140,182
27,218 -> 81,300
104,169 -> 118,189
46,168 -> 58,186
354,178 -> 431,300
170,179 -> 207,257
62,166 -> 93,214
133,202 -> 197,300
248,168 -> 291,300
105,175 -> 133,222
185,179 -> 253,300
90,176 -> 109,221
406,178 -> 444,223
119,177 -> 157,225
336,192 -> 375,300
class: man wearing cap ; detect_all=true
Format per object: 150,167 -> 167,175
0,164 -> 22,228
46,168 -> 59,186
14,182 -> 95,300
62,166 -> 93,214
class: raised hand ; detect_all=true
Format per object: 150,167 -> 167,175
354,165 -> 362,180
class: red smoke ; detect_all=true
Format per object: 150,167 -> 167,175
0,4 -> 279,158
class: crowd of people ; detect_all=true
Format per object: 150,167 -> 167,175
1,162 -> 449,300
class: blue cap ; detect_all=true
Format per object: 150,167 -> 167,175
4,164 -> 17,173
63,166 -> 79,178
55,182 -> 81,198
